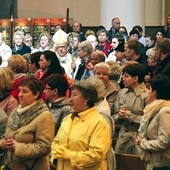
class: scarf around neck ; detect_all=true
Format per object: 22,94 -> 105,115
7,99 -> 49,131
139,99 -> 170,136
138,99 -> 170,160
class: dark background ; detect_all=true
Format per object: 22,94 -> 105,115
0,0 -> 17,19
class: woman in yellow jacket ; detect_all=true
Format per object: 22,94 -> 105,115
50,80 -> 111,170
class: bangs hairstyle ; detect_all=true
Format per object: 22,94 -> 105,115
19,75 -> 43,99
71,81 -> 98,107
122,63 -> 146,83
44,74 -> 69,97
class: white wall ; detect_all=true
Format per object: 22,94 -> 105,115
100,0 -> 145,33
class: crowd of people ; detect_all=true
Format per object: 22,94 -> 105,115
0,15 -> 170,170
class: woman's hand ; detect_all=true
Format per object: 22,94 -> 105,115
51,145 -> 73,160
118,108 -> 128,118
136,136 -> 142,146
0,137 -> 17,151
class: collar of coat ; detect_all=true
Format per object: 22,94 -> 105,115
125,83 -> 148,96
71,106 -> 97,120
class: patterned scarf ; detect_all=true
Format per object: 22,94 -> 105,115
7,99 -> 49,131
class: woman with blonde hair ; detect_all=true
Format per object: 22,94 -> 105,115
94,62 -> 119,115
32,32 -> 54,53
0,67 -> 18,116
8,54 -> 27,101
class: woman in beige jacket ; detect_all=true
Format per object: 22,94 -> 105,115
137,74 -> 170,170
0,75 -> 54,170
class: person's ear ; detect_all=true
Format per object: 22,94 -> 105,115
47,60 -> 51,66
152,90 -> 157,98
130,49 -> 134,55
133,76 -> 138,82
34,91 -> 40,100
53,88 -> 58,95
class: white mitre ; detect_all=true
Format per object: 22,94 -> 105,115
52,29 -> 68,45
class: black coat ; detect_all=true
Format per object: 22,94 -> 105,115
11,43 -> 31,55
156,54 -> 170,77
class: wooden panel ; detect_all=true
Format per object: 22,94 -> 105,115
116,153 -> 146,170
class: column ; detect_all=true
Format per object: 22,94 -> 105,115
145,0 -> 164,26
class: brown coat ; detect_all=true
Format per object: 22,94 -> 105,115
1,110 -> 54,170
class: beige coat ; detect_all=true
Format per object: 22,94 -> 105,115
140,101 -> 170,167
0,109 -> 54,170
114,83 -> 149,154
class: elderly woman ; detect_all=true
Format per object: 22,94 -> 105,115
24,34 -> 35,51
8,54 -> 27,101
11,30 -> 31,55
144,48 -> 157,89
0,75 -> 54,170
137,74 -> 170,170
0,67 -> 18,116
85,76 -> 116,170
32,32 -> 54,53
74,40 -> 94,80
94,62 -> 119,115
50,80 -> 111,170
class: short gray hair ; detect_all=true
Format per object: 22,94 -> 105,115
94,62 -> 111,75
13,31 -> 25,41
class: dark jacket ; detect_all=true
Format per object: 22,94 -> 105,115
107,28 -> 118,42
11,43 -> 31,55
156,54 -> 170,77
46,97 -> 73,135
